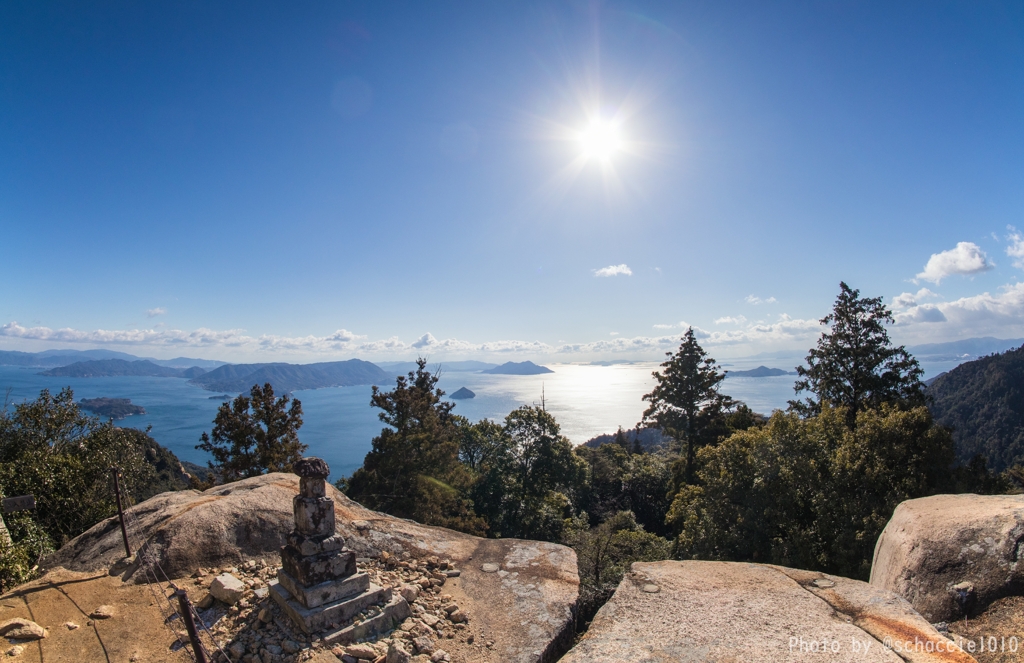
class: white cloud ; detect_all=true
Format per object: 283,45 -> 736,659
893,281 -> 1024,336
146,307 -> 167,318
593,264 -> 632,277
891,288 -> 938,311
714,315 -> 747,325
1006,226 -> 1024,269
745,295 -> 777,305
915,242 -> 994,284
609,332 -> 619,336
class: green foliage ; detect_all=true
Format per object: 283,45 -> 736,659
791,282 -> 925,427
669,404 -> 955,579
345,360 -> 485,534
196,383 -> 306,483
0,387 -> 153,548
122,426 -> 193,500
927,344 -> 1024,471
471,406 -> 587,540
0,510 -> 53,593
562,510 -> 672,625
574,443 -> 672,535
641,327 -> 733,484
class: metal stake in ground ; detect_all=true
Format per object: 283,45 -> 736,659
110,467 -> 132,558
174,589 -> 209,663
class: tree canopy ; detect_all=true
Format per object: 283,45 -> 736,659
196,382 -> 306,482
345,359 -> 484,534
791,282 -> 925,427
641,327 -> 732,484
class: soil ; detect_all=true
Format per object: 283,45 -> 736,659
0,567 -> 188,662
947,596 -> 1024,663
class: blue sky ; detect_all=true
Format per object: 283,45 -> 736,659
2,1 -> 1023,362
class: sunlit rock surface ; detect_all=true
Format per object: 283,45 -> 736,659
871,493 -> 1024,622
561,560 -> 974,663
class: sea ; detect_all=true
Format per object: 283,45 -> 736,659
0,358 -> 962,482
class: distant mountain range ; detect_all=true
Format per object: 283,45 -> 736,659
927,345 -> 1024,471
482,361 -> 554,375
908,337 -> 1024,362
0,348 -> 225,369
42,359 -> 208,379
726,366 -> 796,378
376,360 -> 499,375
188,359 -> 391,393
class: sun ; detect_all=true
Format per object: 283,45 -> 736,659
578,119 -> 621,161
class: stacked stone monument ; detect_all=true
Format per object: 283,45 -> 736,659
270,457 -> 409,642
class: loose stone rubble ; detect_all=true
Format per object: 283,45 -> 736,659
185,555 -> 476,663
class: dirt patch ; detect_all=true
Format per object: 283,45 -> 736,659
0,568 -> 188,663
947,596 -> 1024,663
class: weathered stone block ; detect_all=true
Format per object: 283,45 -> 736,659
281,547 -> 356,586
300,476 -> 326,498
209,573 -> 246,605
293,495 -> 335,537
286,532 -> 345,557
277,569 -> 370,609
270,580 -> 391,633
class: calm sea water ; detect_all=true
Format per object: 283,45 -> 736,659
0,358 -> 957,481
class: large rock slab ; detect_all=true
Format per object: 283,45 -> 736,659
43,473 -> 578,663
561,560 -> 975,663
870,493 -> 1024,622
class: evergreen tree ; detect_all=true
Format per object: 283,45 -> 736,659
790,282 -> 925,428
197,383 -> 305,482
641,328 -> 732,485
345,359 -> 484,534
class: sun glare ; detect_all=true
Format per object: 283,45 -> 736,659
578,119 -> 621,161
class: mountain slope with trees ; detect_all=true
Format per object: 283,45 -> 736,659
189,359 -> 389,392
927,344 -> 1024,471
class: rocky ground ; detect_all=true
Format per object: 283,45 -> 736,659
2,551 -> 519,663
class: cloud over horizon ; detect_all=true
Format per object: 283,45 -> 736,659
915,242 -> 994,284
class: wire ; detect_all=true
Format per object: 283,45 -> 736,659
118,471 -> 234,663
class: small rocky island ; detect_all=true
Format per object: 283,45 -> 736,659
450,387 -> 476,399
78,397 -> 145,419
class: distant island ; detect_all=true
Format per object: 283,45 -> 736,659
42,359 -> 208,379
79,397 -> 145,419
482,361 -> 554,375
450,387 -> 476,399
726,366 -> 795,378
189,359 -> 391,393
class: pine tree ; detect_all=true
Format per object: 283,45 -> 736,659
641,328 -> 732,485
790,282 -> 925,428
196,383 -> 305,482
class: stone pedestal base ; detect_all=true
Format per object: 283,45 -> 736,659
321,594 -> 412,646
276,570 -> 370,609
270,580 -> 396,634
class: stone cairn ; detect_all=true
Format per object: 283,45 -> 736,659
269,457 -> 410,644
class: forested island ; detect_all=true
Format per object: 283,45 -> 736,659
78,397 -> 146,419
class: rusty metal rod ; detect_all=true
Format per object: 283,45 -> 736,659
175,589 -> 209,663
110,467 -> 131,558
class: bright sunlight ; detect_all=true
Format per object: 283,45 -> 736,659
578,118 -> 621,161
